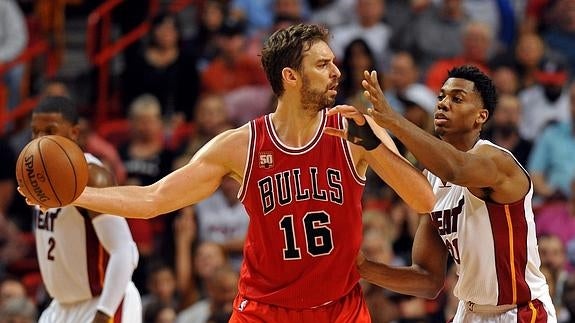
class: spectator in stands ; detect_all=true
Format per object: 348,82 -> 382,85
491,65 -> 520,96
141,263 -> 179,315
201,19 -> 268,94
194,176 -> 249,270
0,276 -> 39,323
483,94 -> 532,167
330,0 -> 391,71
143,300 -> 177,323
425,21 -> 493,93
0,297 -> 36,323
0,0 -> 28,110
175,266 -> 238,323
526,81 -> 575,201
120,94 -> 176,291
461,0 -> 517,52
0,277 -> 26,305
336,38 -> 379,114
173,94 -> 234,169
519,55 -> 571,141
392,0 -> 470,73
174,210 -> 230,309
538,234 -> 570,321
122,12 -> 201,122
523,0 -> 575,78
384,51 -> 436,117
188,0 -> 228,71
491,32 -> 546,90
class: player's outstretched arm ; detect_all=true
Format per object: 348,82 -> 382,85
358,216 -> 448,299
74,126 -> 249,219
325,105 -> 435,214
361,70 -> 521,194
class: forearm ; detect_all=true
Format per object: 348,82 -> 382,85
381,112 -> 466,181
75,185 -> 160,219
366,145 -> 435,213
359,258 -> 443,299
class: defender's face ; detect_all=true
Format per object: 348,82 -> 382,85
434,78 -> 486,137
299,41 -> 341,111
31,113 -> 78,141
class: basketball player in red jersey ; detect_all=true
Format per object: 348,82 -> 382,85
22,24 -> 435,322
330,65 -> 557,322
29,97 -> 141,323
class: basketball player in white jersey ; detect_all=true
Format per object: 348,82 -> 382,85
30,96 -> 141,323
327,65 -> 557,322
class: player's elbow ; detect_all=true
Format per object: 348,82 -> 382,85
421,281 -> 444,299
413,192 -> 436,214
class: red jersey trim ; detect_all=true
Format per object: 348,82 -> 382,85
265,111 -> 326,155
338,115 -> 366,185
487,198 -> 531,305
84,215 -> 108,297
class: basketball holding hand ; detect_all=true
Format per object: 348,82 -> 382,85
16,135 -> 88,209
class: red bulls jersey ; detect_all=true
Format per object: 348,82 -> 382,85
238,110 -> 366,309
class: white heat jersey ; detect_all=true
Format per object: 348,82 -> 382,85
426,140 -> 550,306
34,153 -> 109,304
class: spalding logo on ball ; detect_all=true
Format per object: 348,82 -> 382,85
16,135 -> 89,209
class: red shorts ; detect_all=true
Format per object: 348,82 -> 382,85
229,284 -> 371,323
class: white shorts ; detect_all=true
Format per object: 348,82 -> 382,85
452,293 -> 557,323
39,282 -> 142,323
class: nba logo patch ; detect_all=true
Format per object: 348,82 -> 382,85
259,152 -> 274,169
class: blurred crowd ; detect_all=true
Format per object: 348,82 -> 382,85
1,0 -> 575,322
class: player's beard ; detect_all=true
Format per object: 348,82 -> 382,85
301,75 -> 335,112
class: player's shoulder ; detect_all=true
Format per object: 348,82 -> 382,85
212,123 -> 251,147
85,154 -> 116,188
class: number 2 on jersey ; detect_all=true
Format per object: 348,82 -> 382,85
279,211 -> 334,260
47,237 -> 56,261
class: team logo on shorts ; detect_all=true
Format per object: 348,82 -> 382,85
259,152 -> 274,169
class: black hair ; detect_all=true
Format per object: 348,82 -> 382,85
149,12 -> 182,49
447,65 -> 498,120
33,96 -> 79,125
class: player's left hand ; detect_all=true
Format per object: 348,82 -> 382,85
361,70 -> 397,128
324,104 -> 367,139
92,310 -> 111,323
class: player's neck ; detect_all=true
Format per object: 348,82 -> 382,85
271,102 -> 323,147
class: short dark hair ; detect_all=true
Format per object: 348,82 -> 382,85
34,96 -> 79,125
261,23 -> 329,96
447,65 -> 497,120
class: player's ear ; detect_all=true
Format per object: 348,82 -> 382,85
68,124 -> 81,142
282,67 -> 298,88
476,108 -> 488,126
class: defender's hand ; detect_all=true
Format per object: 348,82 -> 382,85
361,70 -> 396,127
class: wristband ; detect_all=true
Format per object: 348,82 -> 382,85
346,118 -> 380,151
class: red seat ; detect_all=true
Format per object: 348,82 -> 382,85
96,118 -> 130,148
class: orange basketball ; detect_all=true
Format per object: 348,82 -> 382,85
16,135 -> 89,208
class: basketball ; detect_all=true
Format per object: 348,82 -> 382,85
16,135 -> 89,209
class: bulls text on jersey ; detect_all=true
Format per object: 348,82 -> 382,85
257,167 -> 343,215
